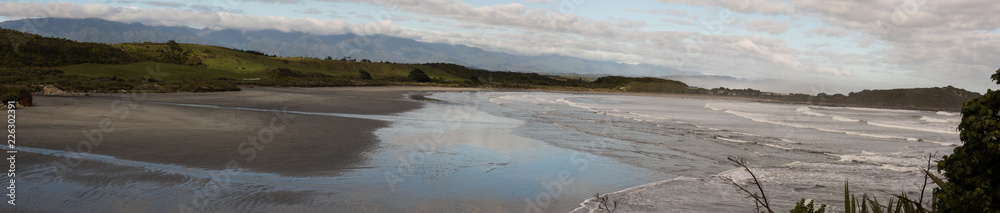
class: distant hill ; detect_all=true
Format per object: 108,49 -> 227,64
843,86 -> 980,112
0,18 -> 694,76
758,86 -> 981,112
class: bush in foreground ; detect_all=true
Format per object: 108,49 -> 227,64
0,86 -> 32,107
934,68 -> 1000,212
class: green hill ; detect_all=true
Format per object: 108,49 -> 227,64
591,76 -> 689,93
843,86 -> 980,112
0,28 -> 134,67
0,29 -> 480,97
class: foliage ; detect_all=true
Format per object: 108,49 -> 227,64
0,29 -> 134,67
591,76 -> 687,89
0,86 -> 32,107
261,67 -> 305,78
790,199 -> 825,213
843,179 -> 927,213
726,155 -> 942,213
593,193 -> 618,213
0,67 -> 238,93
725,156 -> 774,213
844,86 -> 980,112
115,42 -> 204,67
409,69 -> 432,82
358,70 -> 372,80
423,63 -> 586,87
233,48 -> 274,57
934,68 -> 1000,212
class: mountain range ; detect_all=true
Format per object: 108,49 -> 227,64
0,18 -> 696,77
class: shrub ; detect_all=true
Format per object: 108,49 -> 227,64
261,67 -> 303,78
935,68 -> 1000,212
409,69 -> 432,82
358,70 -> 372,80
0,86 -> 32,107
790,199 -> 825,213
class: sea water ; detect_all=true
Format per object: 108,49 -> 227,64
442,92 -> 956,212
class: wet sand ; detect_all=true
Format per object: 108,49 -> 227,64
20,86 -> 479,176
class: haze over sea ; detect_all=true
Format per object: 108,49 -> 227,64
13,90 -> 957,212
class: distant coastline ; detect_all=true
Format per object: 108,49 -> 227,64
0,28 -> 978,113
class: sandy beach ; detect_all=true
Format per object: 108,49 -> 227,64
20,86 -> 478,176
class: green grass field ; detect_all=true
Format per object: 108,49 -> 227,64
105,43 -> 466,81
59,62 -> 255,81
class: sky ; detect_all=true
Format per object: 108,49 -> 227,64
0,0 -> 997,94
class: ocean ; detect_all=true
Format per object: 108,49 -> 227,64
428,91 -> 957,212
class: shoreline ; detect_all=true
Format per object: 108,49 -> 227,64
531,88 -> 965,113
21,86 -> 483,176
34,85 -> 965,113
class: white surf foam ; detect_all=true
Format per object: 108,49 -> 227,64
832,116 -> 862,122
763,143 -> 793,150
867,121 -> 959,135
936,111 -> 959,116
796,107 -> 827,117
703,103 -> 724,111
722,109 -> 950,145
716,136 -> 749,143
920,116 -> 960,124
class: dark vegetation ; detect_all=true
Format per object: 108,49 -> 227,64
934,68 -> 1000,212
408,69 -> 432,82
233,48 -> 275,57
358,70 -> 372,80
0,29 -> 134,67
754,86 -> 981,112
0,86 -> 32,107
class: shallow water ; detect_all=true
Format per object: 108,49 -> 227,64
465,92 -> 955,212
10,91 -> 958,212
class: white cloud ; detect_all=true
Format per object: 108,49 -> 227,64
145,1 -> 185,8
319,0 -> 638,38
807,27 -> 846,37
523,0 -> 554,3
624,7 -> 688,16
745,19 -> 789,34
733,39 -> 803,71
791,0 -> 1000,91
240,0 -> 301,4
815,66 -> 853,76
297,8 -> 323,15
656,0 -> 793,15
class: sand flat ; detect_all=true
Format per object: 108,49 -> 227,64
20,86 -> 475,176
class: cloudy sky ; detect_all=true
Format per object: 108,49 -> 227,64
0,0 -> 997,94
